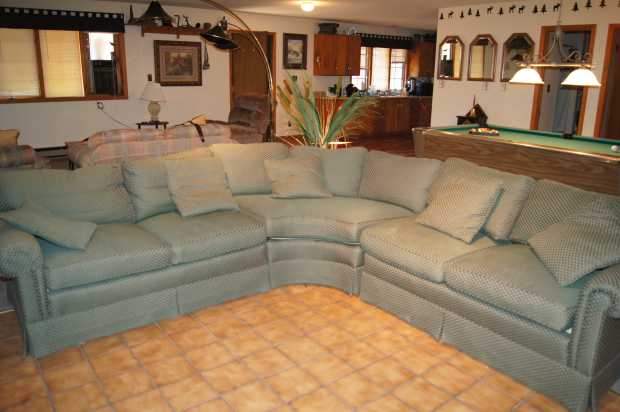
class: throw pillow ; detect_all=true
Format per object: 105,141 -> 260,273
428,158 -> 535,240
358,151 -> 442,212
416,175 -> 503,243
264,156 -> 332,199
528,198 -> 620,286
0,129 -> 19,149
0,200 -> 97,250
164,156 -> 239,218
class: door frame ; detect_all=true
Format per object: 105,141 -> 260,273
529,24 -> 596,135
228,30 -> 277,131
594,23 -> 620,137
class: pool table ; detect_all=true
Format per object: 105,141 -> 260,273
413,125 -> 620,195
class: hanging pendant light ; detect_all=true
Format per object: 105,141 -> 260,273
200,17 -> 238,50
134,1 -> 173,26
509,0 -> 601,87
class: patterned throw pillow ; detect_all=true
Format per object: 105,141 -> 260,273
264,156 -> 332,199
528,198 -> 620,286
0,201 -> 97,250
164,156 -> 239,218
416,175 -> 503,243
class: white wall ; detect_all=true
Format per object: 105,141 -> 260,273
432,0 -> 620,136
0,0 -> 418,147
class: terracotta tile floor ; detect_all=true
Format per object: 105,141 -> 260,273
1,284 -> 619,412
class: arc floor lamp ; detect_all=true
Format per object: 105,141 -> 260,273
199,0 -> 276,141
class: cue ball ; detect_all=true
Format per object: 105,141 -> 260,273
612,145 -> 619,152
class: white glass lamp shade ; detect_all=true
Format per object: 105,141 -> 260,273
140,81 -> 166,102
561,68 -> 601,88
300,1 -> 315,12
509,67 -> 544,85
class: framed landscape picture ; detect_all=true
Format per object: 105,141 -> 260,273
283,33 -> 307,69
154,40 -> 202,86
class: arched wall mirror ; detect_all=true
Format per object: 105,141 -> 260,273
437,36 -> 464,80
468,34 -> 497,81
501,33 -> 535,82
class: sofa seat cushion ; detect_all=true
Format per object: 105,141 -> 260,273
361,218 -> 495,283
42,224 -> 173,290
139,211 -> 266,264
236,195 -> 413,244
444,244 -> 584,331
360,218 -> 496,283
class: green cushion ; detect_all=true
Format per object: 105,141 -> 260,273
210,143 -> 289,195
164,157 -> 239,217
359,151 -> 442,212
236,194 -> 413,244
431,158 -> 536,240
0,164 -> 133,224
416,175 -> 503,243
529,198 -> 620,286
123,148 -> 214,221
361,217 -> 496,283
444,244 -> 585,331
510,179 -> 620,243
41,223 -> 172,290
0,201 -> 96,250
264,156 -> 332,199
138,211 -> 266,264
289,146 -> 367,197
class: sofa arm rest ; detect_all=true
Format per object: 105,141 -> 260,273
0,222 -> 47,322
569,263 -> 620,380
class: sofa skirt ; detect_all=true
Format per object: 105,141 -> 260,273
27,246 -> 270,357
360,261 -> 591,412
267,239 -> 363,293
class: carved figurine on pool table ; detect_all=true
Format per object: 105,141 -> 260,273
456,98 -> 500,136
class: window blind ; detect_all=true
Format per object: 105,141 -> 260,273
39,30 -> 84,97
371,48 -> 390,91
0,28 -> 40,96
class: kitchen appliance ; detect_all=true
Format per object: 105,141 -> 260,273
406,76 -> 433,96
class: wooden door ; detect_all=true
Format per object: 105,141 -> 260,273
346,36 -> 362,76
314,34 -> 336,75
230,32 -> 273,103
333,35 -> 349,75
383,98 -> 410,134
418,42 -> 436,77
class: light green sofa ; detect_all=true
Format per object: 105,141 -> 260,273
0,142 -> 618,412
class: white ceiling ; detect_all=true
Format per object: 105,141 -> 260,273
109,0 -> 498,31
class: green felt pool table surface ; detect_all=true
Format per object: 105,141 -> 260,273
435,124 -> 620,158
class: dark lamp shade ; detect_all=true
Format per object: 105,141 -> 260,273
135,1 -> 173,25
200,25 -> 238,50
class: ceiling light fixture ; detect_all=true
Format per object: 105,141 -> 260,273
509,0 -> 601,87
301,1 -> 316,12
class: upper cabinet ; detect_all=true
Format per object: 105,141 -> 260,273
314,34 -> 361,76
408,41 -> 436,78
437,36 -> 464,80
501,33 -> 535,82
468,34 -> 497,81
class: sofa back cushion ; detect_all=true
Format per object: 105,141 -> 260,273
210,143 -> 289,195
359,150 -> 441,212
510,179 -> 620,242
289,146 -> 367,197
122,147 -> 214,221
429,158 -> 536,240
0,164 -> 134,224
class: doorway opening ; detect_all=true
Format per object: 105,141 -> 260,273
595,24 -> 620,140
530,25 -> 596,135
229,31 -> 276,137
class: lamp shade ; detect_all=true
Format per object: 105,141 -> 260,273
200,21 -> 238,50
561,68 -> 601,88
140,81 -> 165,102
509,67 -> 544,85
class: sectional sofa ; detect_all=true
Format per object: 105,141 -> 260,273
0,142 -> 618,412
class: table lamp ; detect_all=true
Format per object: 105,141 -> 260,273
140,77 -> 165,121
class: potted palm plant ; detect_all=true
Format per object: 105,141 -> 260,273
276,74 -> 375,147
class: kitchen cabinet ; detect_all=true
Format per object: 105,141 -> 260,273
314,34 -> 361,76
316,96 -> 432,137
408,41 -> 436,78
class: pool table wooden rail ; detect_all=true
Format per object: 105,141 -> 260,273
413,127 -> 620,196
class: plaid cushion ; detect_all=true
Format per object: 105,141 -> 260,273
0,145 -> 37,168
